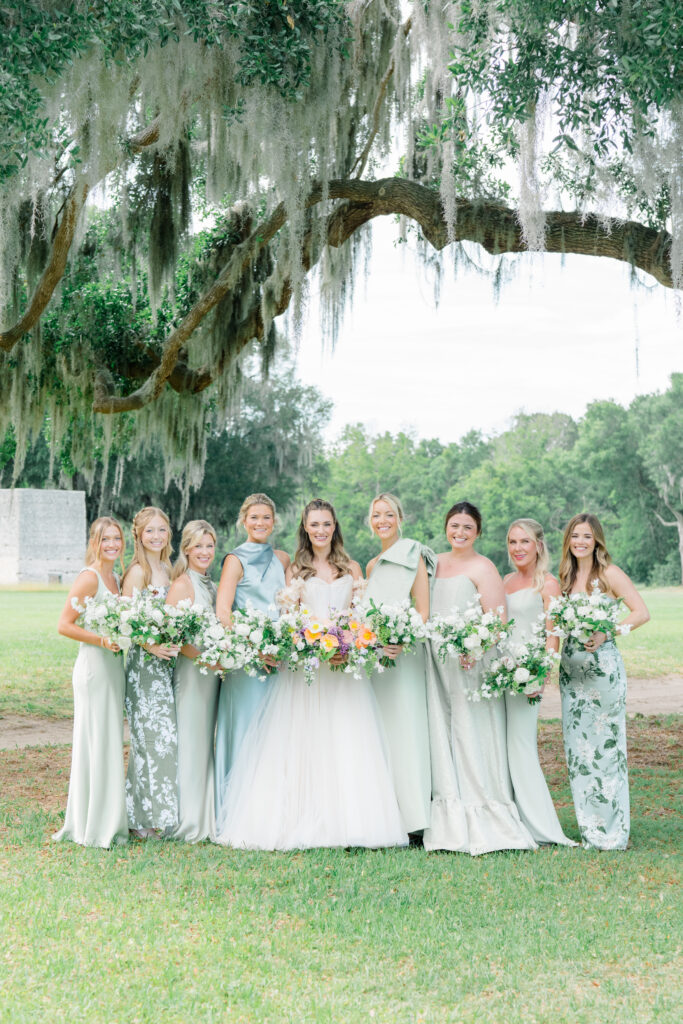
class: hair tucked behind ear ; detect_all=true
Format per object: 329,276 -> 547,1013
559,513 -> 612,594
172,520 -> 217,580
292,499 -> 351,580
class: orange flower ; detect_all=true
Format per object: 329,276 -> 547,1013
304,620 -> 323,643
355,627 -> 377,648
320,633 -> 340,653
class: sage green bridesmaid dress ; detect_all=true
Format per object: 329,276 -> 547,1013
54,569 -> 128,848
505,588 -> 575,845
560,598 -> 629,850
171,569 -> 220,842
424,575 -> 536,855
366,538 -> 433,834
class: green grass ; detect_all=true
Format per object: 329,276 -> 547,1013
0,719 -> 680,1024
1,586 -> 681,719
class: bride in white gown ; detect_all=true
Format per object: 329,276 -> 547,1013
214,498 -> 408,851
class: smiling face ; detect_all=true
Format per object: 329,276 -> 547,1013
446,513 -> 478,553
569,521 -> 596,560
187,533 -> 216,574
370,499 -> 400,543
98,526 -> 124,564
140,514 -> 170,555
507,525 -> 538,571
244,503 -> 275,543
305,509 -> 336,551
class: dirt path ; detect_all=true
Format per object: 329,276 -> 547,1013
0,676 -> 681,750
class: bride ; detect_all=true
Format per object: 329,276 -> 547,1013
214,498 -> 407,850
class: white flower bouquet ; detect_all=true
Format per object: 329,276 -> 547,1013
547,583 -> 630,646
472,623 -> 559,704
428,600 -> 509,667
355,598 -> 428,669
72,592 -> 134,652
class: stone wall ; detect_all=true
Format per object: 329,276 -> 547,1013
0,489 -> 86,583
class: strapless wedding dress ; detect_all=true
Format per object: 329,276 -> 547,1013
214,574 -> 408,850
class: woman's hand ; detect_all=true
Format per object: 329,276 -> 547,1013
102,637 -> 121,654
525,684 -> 544,700
144,642 -> 181,661
258,652 -> 278,669
382,643 -> 403,661
584,631 -> 608,653
459,654 -> 476,670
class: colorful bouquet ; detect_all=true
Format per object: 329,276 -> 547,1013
471,622 -> 559,704
290,609 -> 353,684
72,591 -> 134,652
547,583 -> 631,646
428,600 -> 509,667
355,598 -> 428,669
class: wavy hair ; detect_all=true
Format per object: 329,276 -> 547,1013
123,506 -> 173,590
292,498 -> 351,580
506,518 -> 550,592
172,520 -> 217,580
368,492 -> 404,536
559,513 -> 612,594
85,516 -> 124,572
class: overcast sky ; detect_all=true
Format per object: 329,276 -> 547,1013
291,218 -> 681,445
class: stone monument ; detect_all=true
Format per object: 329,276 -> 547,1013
0,488 -> 87,584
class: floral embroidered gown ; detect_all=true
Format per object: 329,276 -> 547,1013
559,598 -> 629,850
124,585 -> 179,833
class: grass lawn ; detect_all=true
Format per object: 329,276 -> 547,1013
1,586 -> 681,720
0,718 -> 680,1023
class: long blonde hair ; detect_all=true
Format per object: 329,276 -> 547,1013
368,492 -> 404,536
85,517 -> 124,572
123,506 -> 173,589
506,518 -> 550,593
559,513 -> 612,594
292,499 -> 351,580
172,520 -> 217,580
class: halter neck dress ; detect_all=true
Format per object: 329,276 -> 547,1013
214,541 -> 285,820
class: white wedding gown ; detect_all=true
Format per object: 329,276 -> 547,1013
214,574 -> 408,850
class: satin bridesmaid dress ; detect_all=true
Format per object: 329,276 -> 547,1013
505,589 -> 575,845
560,596 -> 630,850
54,569 -> 128,848
214,541 -> 285,818
171,569 -> 219,842
424,575 -> 536,855
366,538 -> 434,833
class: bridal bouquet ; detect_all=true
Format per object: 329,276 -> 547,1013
291,610 -> 353,685
428,601 -> 508,667
354,598 -> 428,669
547,583 -> 630,646
73,591 -> 134,652
471,622 -> 559,704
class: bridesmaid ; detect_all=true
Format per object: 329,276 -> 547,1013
167,520 -> 220,843
559,513 -> 649,850
122,506 -> 179,839
214,493 -> 289,818
54,517 -> 128,848
365,492 -> 433,837
503,518 -> 575,845
424,501 -> 536,855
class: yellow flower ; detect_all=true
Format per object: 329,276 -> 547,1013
304,620 -> 323,643
355,627 -> 377,649
320,633 -> 340,653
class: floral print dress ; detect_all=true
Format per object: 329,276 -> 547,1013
559,625 -> 629,850
124,586 -> 179,833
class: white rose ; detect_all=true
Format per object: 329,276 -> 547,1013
502,656 -> 516,671
249,629 -> 264,645
464,635 -> 481,650
477,626 -> 490,641
117,637 -> 132,652
206,624 -> 225,642
118,622 -> 133,636
234,623 -> 250,637
513,667 -> 531,684
151,608 -> 164,625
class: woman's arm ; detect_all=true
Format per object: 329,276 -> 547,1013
275,549 -> 291,572
215,554 -> 243,627
166,574 -> 201,659
410,557 -> 430,623
122,563 -> 145,598
606,565 -> 650,632
474,558 -> 507,619
542,574 -> 562,654
58,570 -> 120,652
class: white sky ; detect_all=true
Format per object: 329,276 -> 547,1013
291,218 -> 682,444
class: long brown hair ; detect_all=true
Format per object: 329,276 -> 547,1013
506,518 -> 550,593
559,513 -> 612,594
292,499 -> 351,580
172,520 -> 217,580
123,506 -> 173,590
85,516 -> 124,572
